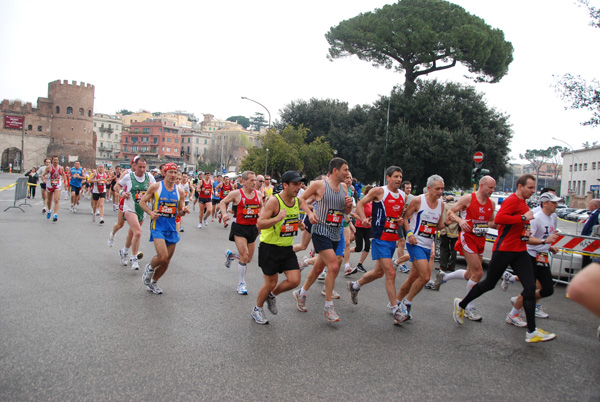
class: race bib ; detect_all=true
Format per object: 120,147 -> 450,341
536,252 -> 550,268
383,216 -> 398,234
203,188 -> 211,195
325,209 -> 343,227
280,217 -> 299,237
134,191 -> 146,203
222,190 -> 230,197
157,203 -> 177,218
242,204 -> 259,219
520,223 -> 531,242
417,220 -> 437,238
50,179 -> 60,186
472,222 -> 489,237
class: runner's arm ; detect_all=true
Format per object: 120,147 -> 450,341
257,196 -> 285,230
139,183 -> 160,220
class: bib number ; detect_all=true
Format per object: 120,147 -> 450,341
325,209 -> 343,227
417,220 -> 437,238
520,223 -> 531,242
243,204 -> 259,219
280,218 -> 299,237
383,216 -> 398,234
536,252 -> 550,268
157,203 -> 177,218
134,191 -> 146,203
472,222 -> 488,237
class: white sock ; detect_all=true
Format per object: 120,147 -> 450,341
510,307 -> 520,316
300,287 -> 307,296
325,300 -> 333,308
466,280 -> 477,310
352,281 -> 361,290
238,262 -> 247,284
444,269 -> 467,282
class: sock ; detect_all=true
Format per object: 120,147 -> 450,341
269,292 -> 275,298
403,299 -> 412,307
254,306 -> 262,311
444,269 -> 467,282
509,275 -> 516,284
466,280 -> 477,310
123,247 -> 129,254
325,300 -> 333,308
396,299 -> 402,306
238,262 -> 247,284
300,287 -> 307,297
510,307 -> 520,316
345,263 -> 351,269
352,281 -> 361,290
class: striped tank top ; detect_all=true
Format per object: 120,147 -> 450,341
312,179 -> 345,241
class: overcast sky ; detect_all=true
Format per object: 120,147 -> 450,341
1,0 -> 598,163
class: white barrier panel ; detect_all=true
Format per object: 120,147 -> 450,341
551,234 -> 600,256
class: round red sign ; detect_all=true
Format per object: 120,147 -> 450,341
473,152 -> 484,163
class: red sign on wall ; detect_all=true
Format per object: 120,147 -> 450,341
4,115 -> 24,129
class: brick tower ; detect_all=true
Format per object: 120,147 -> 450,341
45,80 -> 95,167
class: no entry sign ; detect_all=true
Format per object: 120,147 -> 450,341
473,152 -> 484,163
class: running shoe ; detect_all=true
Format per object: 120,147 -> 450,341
343,265 -> 357,276
505,313 -> 527,327
99,218 -> 104,225
424,281 -> 435,290
224,223 -> 228,229
324,305 -> 340,322
501,271 -> 513,291
432,269 -> 446,291
52,215 -> 58,223
237,283 -> 248,295
292,289 -> 307,312
321,287 -> 340,299
356,263 -> 367,273
535,304 -> 549,319
43,207 -> 47,214
147,281 -> 163,295
525,328 -> 556,343
510,296 -> 525,316
131,256 -> 139,270
92,213 -> 96,223
107,232 -> 115,247
218,214 -> 222,224
179,227 -> 184,232
96,211 -> 100,216
401,300 -> 412,320
299,256 -> 309,271
142,263 -> 154,286
119,248 -> 128,266
203,218 -> 208,227
225,249 -> 234,268
393,305 -> 409,325
197,223 -> 202,229
317,270 -> 327,281
266,294 -> 278,315
47,212 -> 51,219
69,205 -> 73,212
453,298 -> 465,325
73,207 -> 77,213
346,281 -> 359,305
400,264 -> 410,273
136,252 -> 143,260
465,307 -> 483,322
251,307 -> 269,325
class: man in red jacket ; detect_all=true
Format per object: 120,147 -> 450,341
452,174 -> 557,343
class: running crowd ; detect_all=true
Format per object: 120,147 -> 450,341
26,156 -> 600,343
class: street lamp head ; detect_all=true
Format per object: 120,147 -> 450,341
241,96 -> 247,100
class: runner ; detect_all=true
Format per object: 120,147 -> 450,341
220,171 -> 263,295
139,163 -> 189,295
396,174 -> 445,320
350,185 -> 373,273
114,156 -> 155,270
89,164 -> 109,224
191,172 -> 202,211
432,175 -> 497,321
110,165 -> 123,211
197,171 -> 212,228
211,174 -> 222,222
217,175 -> 233,228
251,171 -> 309,324
41,156 -> 67,223
263,176 -> 274,201
393,181 -> 413,273
108,160 -> 135,247
452,174 -> 557,343
506,192 -> 560,326
69,161 -> 84,213
346,166 -> 408,324
292,157 -> 353,322
62,165 -> 70,201
178,172 -> 191,232
36,158 -> 51,213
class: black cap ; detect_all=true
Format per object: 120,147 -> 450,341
281,171 -> 307,184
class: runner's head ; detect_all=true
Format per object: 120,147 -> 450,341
133,156 -> 147,176
223,175 -> 230,184
539,192 -> 561,214
426,174 -> 444,199
241,170 -> 256,190
516,174 -> 536,200
328,157 -> 349,183
51,156 -> 59,165
74,161 -> 80,168
163,163 -> 178,182
385,166 -> 403,190
204,171 -> 211,180
478,176 -> 496,197
256,175 -> 265,187
97,164 -> 105,173
281,171 -> 307,197
401,181 -> 412,195
44,158 -> 51,166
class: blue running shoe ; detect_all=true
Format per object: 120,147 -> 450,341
47,212 -> 51,219
225,249 -> 234,268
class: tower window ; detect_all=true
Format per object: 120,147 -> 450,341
56,106 -> 60,114
67,107 -> 73,115
79,108 -> 84,116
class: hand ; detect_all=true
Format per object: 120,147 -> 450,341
277,208 -> 287,221
182,206 -> 190,216
546,233 -> 559,244
299,221 -> 306,231
361,217 -> 371,227
148,211 -> 159,221
344,196 -> 353,209
523,210 -> 534,221
121,191 -> 131,199
222,213 -> 230,223
458,218 -> 471,232
308,211 -> 319,225
550,246 -> 559,254
407,234 -> 417,245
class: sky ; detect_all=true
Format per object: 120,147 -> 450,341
1,0 -> 598,164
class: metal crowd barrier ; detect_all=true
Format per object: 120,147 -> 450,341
548,233 -> 600,285
3,177 -> 31,212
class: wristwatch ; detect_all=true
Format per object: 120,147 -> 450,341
521,215 -> 526,221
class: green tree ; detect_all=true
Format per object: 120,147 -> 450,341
249,112 -> 268,131
117,109 -> 132,115
520,149 -> 551,189
547,145 -> 565,184
227,115 -> 250,129
325,0 -> 513,95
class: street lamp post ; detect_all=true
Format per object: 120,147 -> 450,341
241,96 -> 271,176
552,137 -> 576,201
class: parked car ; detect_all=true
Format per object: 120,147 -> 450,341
557,207 -> 577,219
576,210 -> 591,223
566,209 -> 588,221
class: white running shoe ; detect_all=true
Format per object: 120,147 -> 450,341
107,232 -> 115,247
119,249 -> 129,266
237,283 -> 248,295
142,263 -> 154,286
130,256 -> 139,270
505,313 -> 527,328
535,304 -> 549,319
501,271 -> 513,291
251,307 -> 269,325
197,223 -> 202,229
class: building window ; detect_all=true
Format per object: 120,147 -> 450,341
167,138 -> 171,143
205,139 -> 207,144
27,124 -> 32,130
141,146 -> 148,152
187,138 -> 190,143
583,180 -> 587,193
131,146 -> 138,152
579,163 -> 582,171
167,147 -> 171,152
125,137 -> 128,143
37,126 -> 42,131
56,106 -> 60,114
593,162 -> 597,170
123,146 -> 127,151
134,128 -> 138,133
175,139 -> 179,144
153,137 -> 158,143
79,108 -> 84,116
574,164 -> 577,172
100,142 -> 104,148
88,110 -> 91,117
196,138 -> 199,144
116,125 -> 119,130
67,107 -> 73,115
584,163 -> 588,171
108,134 -> 111,139
187,146 -> 190,153
101,133 -> 104,138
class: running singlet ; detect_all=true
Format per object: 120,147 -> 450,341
409,194 -> 442,250
492,193 -> 531,253
93,172 -> 108,193
464,193 -> 494,238
212,181 -> 220,200
182,182 -> 190,203
264,186 -> 273,199
199,180 -> 212,199
150,181 -> 180,232
259,194 -> 299,247
129,172 -> 150,221
312,180 -> 346,242
46,166 -> 63,191
70,167 -> 83,187
220,183 -> 232,199
371,187 -> 405,241
235,189 -> 261,225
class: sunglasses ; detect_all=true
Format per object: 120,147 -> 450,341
258,180 -> 264,183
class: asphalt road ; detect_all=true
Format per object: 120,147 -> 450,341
1,173 -> 599,401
